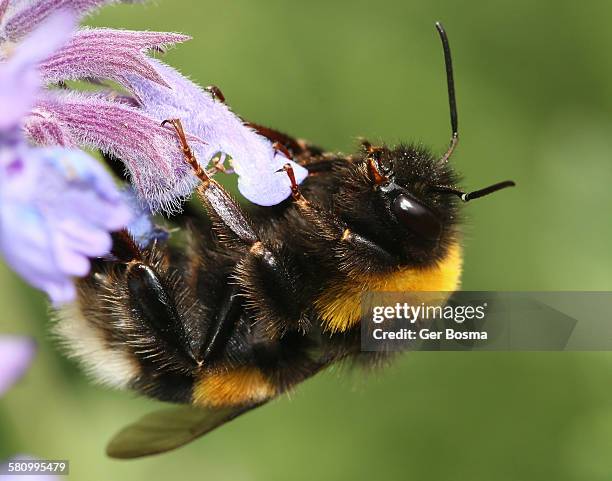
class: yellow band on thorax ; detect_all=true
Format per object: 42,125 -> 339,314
314,243 -> 463,333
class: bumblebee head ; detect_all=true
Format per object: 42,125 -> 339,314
332,144 -> 458,266
328,22 -> 514,266
367,143 -> 458,242
330,140 -> 514,267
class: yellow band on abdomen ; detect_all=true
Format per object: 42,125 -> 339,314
192,367 -> 277,407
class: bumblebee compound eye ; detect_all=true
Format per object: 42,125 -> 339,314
392,194 -> 442,241
126,263 -> 193,358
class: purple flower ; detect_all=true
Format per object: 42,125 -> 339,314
0,15 -> 204,212
0,336 -> 35,396
3,0 -> 308,211
127,59 -> 309,206
0,11 -> 132,304
1,147 -> 132,304
29,42 -> 309,209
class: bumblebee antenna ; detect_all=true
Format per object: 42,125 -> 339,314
432,23 -> 516,201
433,180 -> 516,202
435,22 -> 458,164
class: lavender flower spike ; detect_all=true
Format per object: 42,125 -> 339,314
0,336 -> 36,396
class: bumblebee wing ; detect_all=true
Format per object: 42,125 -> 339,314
106,402 -> 264,459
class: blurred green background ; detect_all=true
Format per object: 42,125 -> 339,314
2,0 -> 612,479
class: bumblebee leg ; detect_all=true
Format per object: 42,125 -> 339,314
199,285 -> 243,363
278,162 -> 303,201
279,164 -> 397,275
161,119 -> 210,183
164,119 -> 310,335
162,118 -> 260,245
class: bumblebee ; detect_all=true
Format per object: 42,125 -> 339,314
53,23 -> 514,458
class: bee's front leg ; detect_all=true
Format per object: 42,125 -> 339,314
163,119 -> 311,335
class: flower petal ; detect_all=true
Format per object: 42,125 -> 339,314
36,92 -> 206,212
238,152 -> 309,206
52,218 -> 112,273
23,111 -> 75,147
0,0 -> 9,24
39,29 -> 191,89
0,147 -> 132,305
0,336 -> 36,396
0,10 -> 75,130
0,205 -> 66,286
126,59 -> 309,206
1,0 -> 143,40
